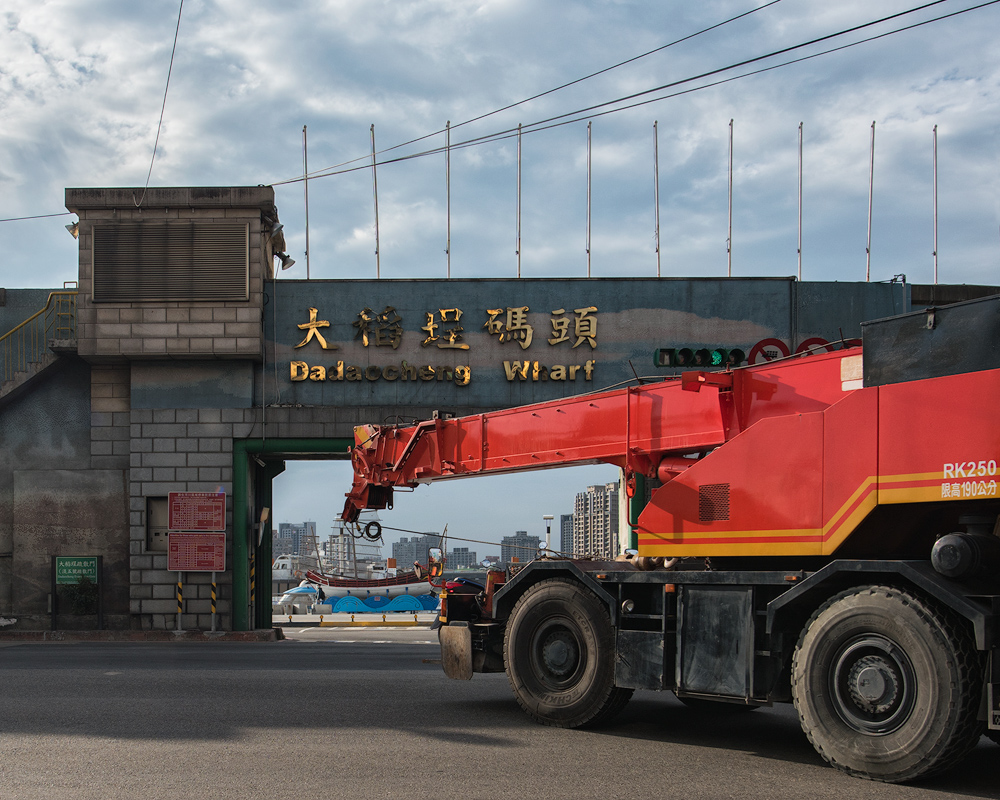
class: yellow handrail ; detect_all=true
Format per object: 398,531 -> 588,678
0,291 -> 77,383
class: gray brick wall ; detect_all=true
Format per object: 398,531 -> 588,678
91,365 -> 130,470
123,402 -> 415,630
129,407 -> 244,630
68,187 -> 273,363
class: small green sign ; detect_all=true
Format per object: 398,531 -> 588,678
55,557 -> 99,585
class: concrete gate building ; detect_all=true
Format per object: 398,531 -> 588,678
1,184 -> 975,633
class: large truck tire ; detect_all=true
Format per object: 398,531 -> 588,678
503,577 -> 632,728
792,585 -> 983,783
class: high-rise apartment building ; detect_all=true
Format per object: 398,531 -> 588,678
572,482 -> 620,559
500,531 -> 540,567
447,546 -> 478,568
560,514 -> 573,554
276,521 -> 317,557
392,534 -> 440,568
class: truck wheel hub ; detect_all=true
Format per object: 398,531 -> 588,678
849,655 -> 898,711
541,631 -> 578,677
831,635 -> 914,734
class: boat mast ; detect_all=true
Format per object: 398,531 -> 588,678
351,526 -> 359,578
314,533 -> 324,577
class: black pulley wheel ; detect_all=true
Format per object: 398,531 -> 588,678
792,585 -> 983,782
504,578 -> 632,728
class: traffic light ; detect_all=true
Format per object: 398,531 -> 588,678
654,347 -> 746,369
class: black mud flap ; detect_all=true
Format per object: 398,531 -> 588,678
440,622 -> 473,681
990,649 -> 1000,731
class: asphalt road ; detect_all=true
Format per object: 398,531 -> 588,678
0,627 -> 996,800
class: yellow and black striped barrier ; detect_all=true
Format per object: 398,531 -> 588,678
175,576 -> 183,631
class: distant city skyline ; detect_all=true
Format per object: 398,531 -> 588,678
272,460 -> 619,557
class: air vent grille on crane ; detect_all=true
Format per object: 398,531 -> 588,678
699,483 -> 731,522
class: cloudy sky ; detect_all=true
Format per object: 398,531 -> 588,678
3,0 -> 1000,552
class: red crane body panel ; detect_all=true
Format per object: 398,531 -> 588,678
637,412 -> 827,556
877,367 -> 1000,507
821,387 -> 880,552
637,388 -> 880,557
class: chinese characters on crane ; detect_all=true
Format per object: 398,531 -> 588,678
940,460 -> 998,500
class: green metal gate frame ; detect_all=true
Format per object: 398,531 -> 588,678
232,437 -> 352,631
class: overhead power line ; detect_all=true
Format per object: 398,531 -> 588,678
452,0 -> 785,134
379,525 -> 559,556
0,212 -> 73,223
437,0 -> 1000,155
279,0 -> 785,183
276,0 -> 994,186
1,1 -> 772,226
134,0 -> 185,208
488,0 -> 960,144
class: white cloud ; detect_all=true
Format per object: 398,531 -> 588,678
1,0 -> 998,288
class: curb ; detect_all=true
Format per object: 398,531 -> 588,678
274,613 -> 437,628
275,620 -> 433,628
0,628 -> 282,643
322,620 -> 429,628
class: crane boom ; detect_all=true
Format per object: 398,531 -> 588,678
342,349 -> 856,540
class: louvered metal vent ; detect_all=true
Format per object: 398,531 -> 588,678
92,222 -> 249,302
698,483 -> 731,522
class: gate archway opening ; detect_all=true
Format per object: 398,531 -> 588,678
233,439 -> 351,630
233,437 -> 619,630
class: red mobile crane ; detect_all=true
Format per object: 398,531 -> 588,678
342,296 -> 1000,783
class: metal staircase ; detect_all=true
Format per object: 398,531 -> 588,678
0,291 -> 78,403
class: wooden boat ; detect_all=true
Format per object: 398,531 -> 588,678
302,567 -> 430,598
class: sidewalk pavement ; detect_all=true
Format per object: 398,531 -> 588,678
0,612 -> 439,642
0,629 -> 281,643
